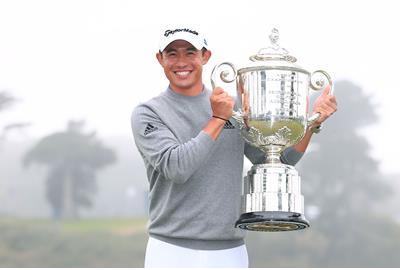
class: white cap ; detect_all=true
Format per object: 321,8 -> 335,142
158,28 -> 209,52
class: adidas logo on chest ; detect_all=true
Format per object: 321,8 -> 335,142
144,123 -> 158,135
223,120 -> 235,129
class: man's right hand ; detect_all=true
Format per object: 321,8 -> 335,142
210,87 -> 234,120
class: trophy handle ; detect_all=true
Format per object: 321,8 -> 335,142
307,70 -> 334,127
211,62 -> 238,96
211,62 -> 245,124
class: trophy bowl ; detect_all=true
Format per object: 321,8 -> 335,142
211,28 -> 332,232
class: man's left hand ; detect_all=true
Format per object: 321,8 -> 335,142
312,85 -> 337,127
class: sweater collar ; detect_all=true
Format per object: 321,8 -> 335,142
165,85 -> 209,100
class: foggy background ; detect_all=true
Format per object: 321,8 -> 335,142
1,0 -> 400,267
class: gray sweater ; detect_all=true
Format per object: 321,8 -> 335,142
131,86 -> 303,250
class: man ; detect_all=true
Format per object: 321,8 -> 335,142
131,27 -> 337,268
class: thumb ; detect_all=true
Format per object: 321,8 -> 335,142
322,85 -> 331,96
212,87 -> 224,95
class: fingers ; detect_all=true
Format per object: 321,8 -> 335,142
213,95 -> 234,106
212,86 -> 225,95
212,86 -> 223,94
212,87 -> 229,98
315,108 -> 332,122
211,88 -> 230,101
210,87 -> 234,120
315,101 -> 336,115
313,101 -> 337,124
320,98 -> 337,112
313,88 -> 338,125
329,95 -> 337,106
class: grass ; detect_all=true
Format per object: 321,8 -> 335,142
2,215 -> 400,267
61,217 -> 147,233
0,217 -> 148,267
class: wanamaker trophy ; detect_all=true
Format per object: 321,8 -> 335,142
211,28 -> 333,232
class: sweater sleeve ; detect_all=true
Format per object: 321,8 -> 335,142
280,146 -> 304,166
244,143 -> 265,164
244,143 -> 304,166
131,104 -> 215,184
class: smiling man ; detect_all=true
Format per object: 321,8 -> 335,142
132,28 -> 248,267
131,27 -> 337,268
156,39 -> 210,96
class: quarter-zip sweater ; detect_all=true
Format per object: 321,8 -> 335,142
131,86 -> 303,250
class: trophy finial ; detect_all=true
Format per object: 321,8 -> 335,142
250,27 -> 294,62
269,28 -> 279,45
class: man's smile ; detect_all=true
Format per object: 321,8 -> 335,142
174,71 -> 192,78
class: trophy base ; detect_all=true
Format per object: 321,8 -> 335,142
235,211 -> 310,232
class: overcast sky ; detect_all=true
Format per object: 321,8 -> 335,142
0,0 -> 399,174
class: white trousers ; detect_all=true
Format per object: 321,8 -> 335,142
144,237 -> 249,268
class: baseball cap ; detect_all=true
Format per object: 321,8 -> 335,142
158,28 -> 209,52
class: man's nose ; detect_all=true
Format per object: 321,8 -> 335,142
174,54 -> 189,66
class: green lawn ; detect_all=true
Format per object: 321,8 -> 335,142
0,217 -> 148,267
2,216 -> 400,267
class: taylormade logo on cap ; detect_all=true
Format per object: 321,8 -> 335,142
159,27 -> 208,52
164,28 -> 199,37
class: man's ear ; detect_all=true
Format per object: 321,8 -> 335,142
202,50 -> 212,65
156,52 -> 163,66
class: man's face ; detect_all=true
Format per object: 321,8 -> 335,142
156,40 -> 211,95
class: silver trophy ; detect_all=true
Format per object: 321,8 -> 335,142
211,28 -> 333,232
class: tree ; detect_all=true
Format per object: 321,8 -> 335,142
297,80 -> 396,266
23,120 -> 117,219
0,91 -> 30,142
0,91 -> 16,112
301,80 -> 391,224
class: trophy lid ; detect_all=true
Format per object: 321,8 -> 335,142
234,28 -> 310,74
250,28 -> 297,63
236,28 -> 309,74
